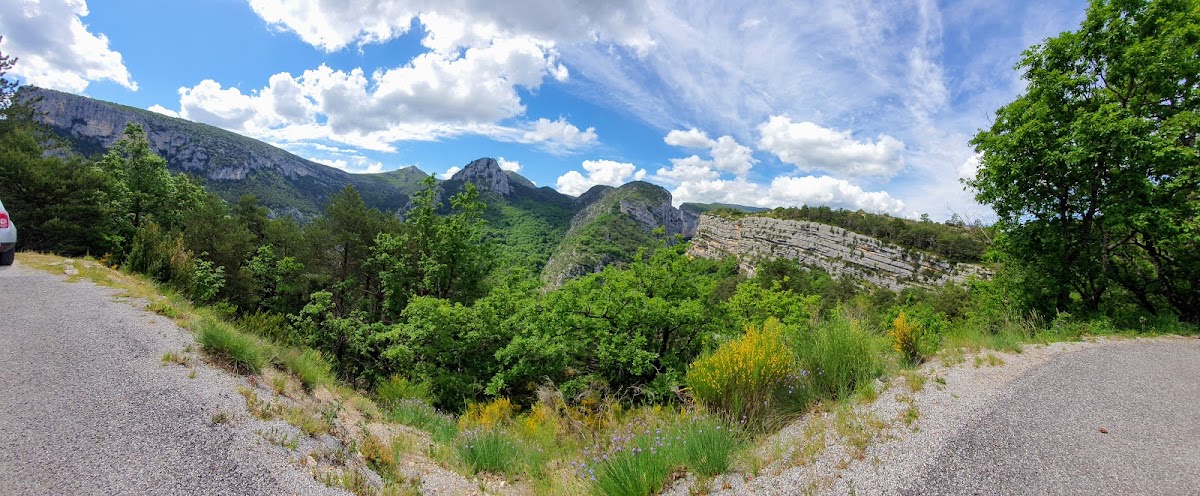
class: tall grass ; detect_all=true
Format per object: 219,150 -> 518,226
280,348 -> 334,390
388,399 -> 458,443
456,428 -> 526,475
794,316 -> 883,400
581,414 -> 740,496
197,317 -> 271,374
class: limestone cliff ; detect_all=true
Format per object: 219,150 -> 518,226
542,182 -> 684,287
27,87 -> 423,217
689,214 -> 988,290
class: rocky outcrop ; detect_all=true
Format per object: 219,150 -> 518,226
542,182 -> 685,287
689,214 -> 988,290
26,87 -> 423,216
450,158 -> 513,196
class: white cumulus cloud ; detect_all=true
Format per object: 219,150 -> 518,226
438,166 -> 462,179
663,128 -> 755,177
556,159 -> 647,196
246,0 -> 653,53
497,157 -> 521,172
0,0 -> 136,93
757,116 -> 906,178
147,104 -> 178,118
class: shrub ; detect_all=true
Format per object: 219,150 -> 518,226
459,397 -> 515,430
238,311 -> 291,343
456,428 -> 524,475
795,316 -> 882,400
197,317 -> 269,374
890,311 -> 929,365
686,318 -> 793,430
281,348 -> 334,390
191,256 -> 226,305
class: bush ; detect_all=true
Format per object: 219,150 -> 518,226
196,317 -> 270,374
238,311 -> 291,343
459,397 -> 515,430
587,431 -> 676,496
191,256 -> 226,305
889,311 -> 935,365
795,316 -> 882,400
686,318 -> 793,430
280,348 -> 334,390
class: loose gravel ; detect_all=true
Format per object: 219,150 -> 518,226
0,262 -> 346,495
671,335 -> 1200,495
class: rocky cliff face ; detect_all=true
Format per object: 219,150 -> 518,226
27,87 -> 422,217
689,214 -> 988,290
450,158 -> 513,196
542,182 -> 685,287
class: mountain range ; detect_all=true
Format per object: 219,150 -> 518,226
27,87 -> 716,281
28,87 -> 983,288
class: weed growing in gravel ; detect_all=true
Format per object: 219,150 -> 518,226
261,427 -> 301,450
271,375 -> 288,394
239,386 -> 282,420
161,350 -> 188,366
210,411 -> 231,425
197,317 -> 270,374
148,299 -> 181,318
973,353 -> 1005,368
361,434 -> 398,481
285,406 -> 332,437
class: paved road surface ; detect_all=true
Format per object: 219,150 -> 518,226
0,262 -> 342,495
905,337 -> 1200,495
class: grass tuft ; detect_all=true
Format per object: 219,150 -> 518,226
197,317 -> 270,374
280,348 -> 334,390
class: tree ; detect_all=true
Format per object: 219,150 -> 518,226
970,0 -> 1200,322
0,36 -> 18,118
99,123 -> 193,230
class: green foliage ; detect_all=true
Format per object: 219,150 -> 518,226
725,280 -> 819,330
373,177 -> 492,319
191,256 -> 226,305
0,124 -> 125,256
794,316 -> 884,400
197,317 -> 270,374
376,375 -> 434,406
675,416 -> 739,476
686,319 -> 794,430
970,0 -> 1200,322
492,243 -> 727,404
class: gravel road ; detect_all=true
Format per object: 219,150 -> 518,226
693,334 -> 1199,496
0,262 -> 344,495
903,337 -> 1200,495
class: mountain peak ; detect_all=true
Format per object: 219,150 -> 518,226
450,157 -> 513,196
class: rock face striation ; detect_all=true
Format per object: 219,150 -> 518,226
689,214 -> 988,290
27,87 -> 423,217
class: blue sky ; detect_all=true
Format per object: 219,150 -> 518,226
0,0 -> 1087,220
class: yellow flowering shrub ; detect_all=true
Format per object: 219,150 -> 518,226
890,311 -> 924,364
686,318 -> 794,429
459,397 -> 515,430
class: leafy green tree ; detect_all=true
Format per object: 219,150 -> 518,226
311,185 -> 398,316
970,0 -> 1200,321
98,123 -> 179,230
373,176 -> 492,320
